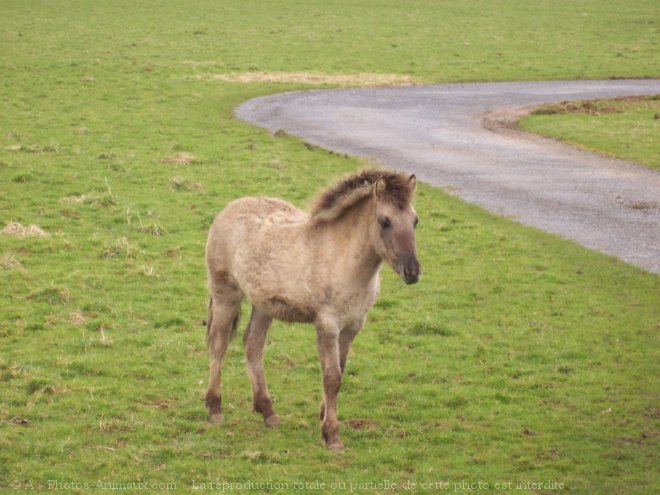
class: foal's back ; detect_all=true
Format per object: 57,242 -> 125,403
209,195 -> 306,245
206,196 -> 315,320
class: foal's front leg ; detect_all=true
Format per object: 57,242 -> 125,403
316,320 -> 343,450
338,322 -> 362,373
319,323 -> 361,421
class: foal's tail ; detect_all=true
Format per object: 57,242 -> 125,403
206,296 -> 240,348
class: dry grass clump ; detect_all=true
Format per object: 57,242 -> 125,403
0,253 -> 25,271
170,176 -> 202,191
1,222 -> 49,237
161,152 -> 195,165
194,71 -> 418,87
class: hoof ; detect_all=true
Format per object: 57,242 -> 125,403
264,414 -> 280,428
209,413 -> 224,424
326,440 -> 345,451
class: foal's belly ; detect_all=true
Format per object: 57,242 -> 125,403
256,294 -> 316,323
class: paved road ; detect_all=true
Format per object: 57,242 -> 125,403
236,80 -> 660,273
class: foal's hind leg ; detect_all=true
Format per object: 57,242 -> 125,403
244,306 -> 279,428
205,283 -> 242,424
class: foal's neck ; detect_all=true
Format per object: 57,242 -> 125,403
328,197 -> 382,284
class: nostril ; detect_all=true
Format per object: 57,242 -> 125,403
403,258 -> 420,285
405,259 -> 420,276
398,255 -> 420,284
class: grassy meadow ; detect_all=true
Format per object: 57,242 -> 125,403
1,1 -> 659,493
520,96 -> 660,170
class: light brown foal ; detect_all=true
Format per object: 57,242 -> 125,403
204,170 -> 420,450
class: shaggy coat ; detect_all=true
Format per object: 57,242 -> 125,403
204,169 -> 420,449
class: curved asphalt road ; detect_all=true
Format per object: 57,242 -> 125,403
236,80 -> 660,273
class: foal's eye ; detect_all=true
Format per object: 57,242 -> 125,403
413,216 -> 419,229
379,217 -> 391,229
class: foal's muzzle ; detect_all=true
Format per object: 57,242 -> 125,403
401,256 -> 421,285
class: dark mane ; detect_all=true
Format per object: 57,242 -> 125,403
311,170 -> 414,222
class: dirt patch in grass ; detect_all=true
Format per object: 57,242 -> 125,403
69,310 -> 93,326
481,106 -> 531,133
161,152 -> 195,165
182,60 -> 220,67
193,71 -> 418,87
344,419 -> 379,430
0,254 -> 25,271
141,398 -> 178,410
170,176 -> 202,191
1,222 -> 49,237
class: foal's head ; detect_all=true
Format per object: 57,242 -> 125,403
371,173 -> 420,285
312,170 -> 421,284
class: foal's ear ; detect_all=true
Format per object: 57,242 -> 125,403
408,174 -> 417,192
374,177 -> 387,199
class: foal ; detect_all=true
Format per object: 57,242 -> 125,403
205,170 -> 420,450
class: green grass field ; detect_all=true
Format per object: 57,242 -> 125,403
1,1 -> 659,493
520,96 -> 660,170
